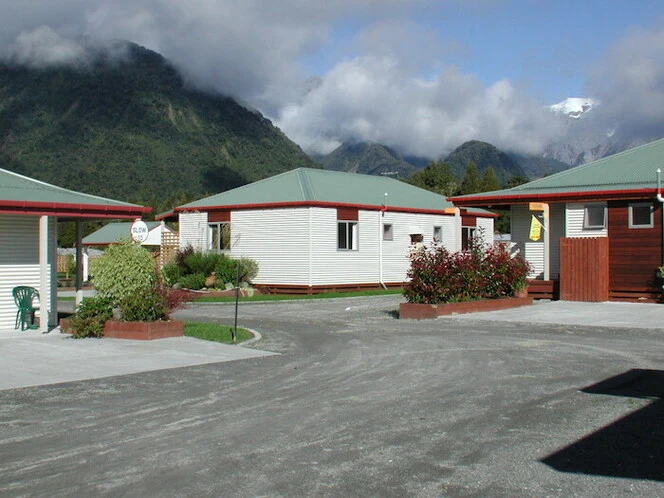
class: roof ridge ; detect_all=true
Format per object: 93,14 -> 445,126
297,169 -> 315,200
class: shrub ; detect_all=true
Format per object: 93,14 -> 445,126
214,255 -> 236,285
120,286 -> 169,322
90,239 -> 156,306
404,241 -> 531,304
68,296 -> 113,339
162,262 -> 182,286
180,273 -> 207,290
237,257 -> 259,283
183,251 -> 223,276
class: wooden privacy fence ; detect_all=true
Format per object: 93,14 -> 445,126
160,230 -> 179,269
559,237 -> 609,302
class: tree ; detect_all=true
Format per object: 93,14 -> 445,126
505,175 -> 530,189
480,166 -> 501,193
407,161 -> 459,197
460,161 -> 481,194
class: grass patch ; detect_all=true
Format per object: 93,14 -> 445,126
184,322 -> 253,344
193,288 -> 403,303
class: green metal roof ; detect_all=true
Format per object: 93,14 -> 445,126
452,137 -> 664,203
179,168 -> 460,212
82,222 -> 163,245
0,168 -> 143,207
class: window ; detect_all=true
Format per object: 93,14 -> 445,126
461,227 -> 476,251
383,224 -> 393,241
583,203 -> 606,229
338,221 -> 358,250
208,222 -> 231,251
433,226 -> 442,243
629,203 -> 654,228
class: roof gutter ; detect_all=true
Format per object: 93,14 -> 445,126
451,187 -> 661,206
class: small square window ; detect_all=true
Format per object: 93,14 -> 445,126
433,226 -> 442,243
583,203 -> 606,229
208,223 -> 231,251
629,203 -> 654,228
383,224 -> 393,241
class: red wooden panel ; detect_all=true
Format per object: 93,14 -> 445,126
559,237 -> 609,302
208,210 -> 231,222
337,207 -> 359,221
461,215 -> 476,227
608,201 -> 661,294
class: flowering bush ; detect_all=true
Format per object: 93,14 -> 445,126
403,240 -> 531,304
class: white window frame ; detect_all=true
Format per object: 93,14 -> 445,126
433,226 -> 442,243
462,226 -> 477,251
628,203 -> 654,229
383,223 -> 393,241
338,221 -> 358,251
583,203 -> 606,229
208,222 -> 231,251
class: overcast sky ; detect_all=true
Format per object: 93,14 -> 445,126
1,0 -> 663,157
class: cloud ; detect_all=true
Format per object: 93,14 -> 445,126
276,54 -> 562,157
587,22 -> 664,139
6,26 -> 89,68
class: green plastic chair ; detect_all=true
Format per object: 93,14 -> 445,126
12,286 -> 40,331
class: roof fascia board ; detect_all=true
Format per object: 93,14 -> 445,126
451,188 -> 658,207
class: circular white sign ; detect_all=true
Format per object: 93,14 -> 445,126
130,219 -> 149,243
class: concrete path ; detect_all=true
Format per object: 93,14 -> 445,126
0,330 -> 275,390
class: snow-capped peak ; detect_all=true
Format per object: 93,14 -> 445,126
549,97 -> 598,119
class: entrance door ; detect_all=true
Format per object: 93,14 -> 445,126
559,237 -> 609,302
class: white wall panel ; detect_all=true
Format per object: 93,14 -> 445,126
566,203 -> 608,238
231,208 -> 311,285
178,212 -> 208,251
511,205 -> 544,278
0,215 -> 53,330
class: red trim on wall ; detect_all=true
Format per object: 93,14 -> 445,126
450,188 -> 659,207
461,215 -> 477,226
337,207 -> 359,220
208,210 -> 231,222
0,200 -> 150,218
175,200 -> 497,218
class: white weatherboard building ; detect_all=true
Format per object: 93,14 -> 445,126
161,168 -> 495,292
0,168 -> 148,331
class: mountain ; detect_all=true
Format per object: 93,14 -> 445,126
318,141 -> 424,178
0,41 -> 316,206
442,140 -> 526,183
544,97 -> 654,167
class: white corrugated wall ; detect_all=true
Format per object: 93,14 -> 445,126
511,205 -> 544,278
179,212 -> 208,251
232,208 -> 311,285
566,202 -> 608,238
476,216 -> 495,248
0,215 -> 54,330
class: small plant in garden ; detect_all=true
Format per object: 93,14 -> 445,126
163,246 -> 259,290
404,238 -> 531,305
67,296 -> 113,339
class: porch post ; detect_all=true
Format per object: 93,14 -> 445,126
39,216 -> 49,333
75,221 -> 84,307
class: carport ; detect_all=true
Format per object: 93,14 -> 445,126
0,168 -> 149,332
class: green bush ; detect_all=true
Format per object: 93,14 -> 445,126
183,251 -> 222,276
120,287 -> 169,322
214,256 -> 236,285
237,257 -> 259,283
162,262 -> 182,286
90,239 -> 156,306
68,296 -> 113,339
180,273 -> 207,290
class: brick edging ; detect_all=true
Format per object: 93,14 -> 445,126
399,297 -> 533,319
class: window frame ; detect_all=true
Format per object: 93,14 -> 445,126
338,221 -> 359,251
382,223 -> 393,241
583,203 -> 607,230
628,202 -> 654,229
461,226 -> 477,251
433,226 -> 442,243
208,222 -> 231,251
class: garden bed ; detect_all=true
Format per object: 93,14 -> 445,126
59,318 -> 184,340
399,296 -> 533,319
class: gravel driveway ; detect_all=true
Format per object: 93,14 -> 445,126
1,296 -> 663,497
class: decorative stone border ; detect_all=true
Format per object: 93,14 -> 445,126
399,296 -> 533,319
103,320 -> 185,340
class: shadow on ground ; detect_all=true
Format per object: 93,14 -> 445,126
542,369 -> 664,481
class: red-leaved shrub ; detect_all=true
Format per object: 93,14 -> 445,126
403,240 -> 531,304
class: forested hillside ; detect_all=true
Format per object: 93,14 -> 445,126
0,42 -> 316,208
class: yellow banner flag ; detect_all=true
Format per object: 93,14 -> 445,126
529,215 -> 543,241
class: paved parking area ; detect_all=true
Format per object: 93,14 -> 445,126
1,297 -> 663,497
